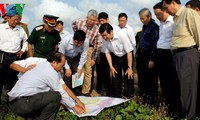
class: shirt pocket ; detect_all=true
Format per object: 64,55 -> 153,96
14,36 -> 22,46
173,23 -> 188,37
115,43 -> 123,52
37,36 -> 47,47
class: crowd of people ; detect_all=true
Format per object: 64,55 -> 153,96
1,0 -> 200,119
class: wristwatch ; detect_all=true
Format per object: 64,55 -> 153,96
128,66 -> 132,69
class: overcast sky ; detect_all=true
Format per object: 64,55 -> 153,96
0,0 -> 188,34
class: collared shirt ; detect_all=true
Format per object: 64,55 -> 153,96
172,7 -> 200,49
60,30 -> 70,40
58,30 -> 70,48
104,29 -> 133,57
157,15 -> 174,49
117,24 -> 136,49
0,23 -> 28,53
59,35 -> 89,69
72,19 -> 102,60
27,25 -> 61,58
139,19 -> 159,61
100,24 -> 118,53
13,57 -> 65,84
8,61 -> 75,108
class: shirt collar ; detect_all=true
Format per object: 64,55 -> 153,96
145,19 -> 155,27
163,15 -> 173,24
4,22 -> 20,31
174,7 -> 184,21
83,19 -> 94,30
119,24 -> 129,29
111,29 -> 119,41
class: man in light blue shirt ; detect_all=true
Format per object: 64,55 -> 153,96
8,51 -> 86,119
59,30 -> 89,90
99,23 -> 134,98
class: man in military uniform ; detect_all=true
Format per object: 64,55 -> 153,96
27,14 -> 61,58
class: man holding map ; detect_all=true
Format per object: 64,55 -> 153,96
59,30 -> 89,95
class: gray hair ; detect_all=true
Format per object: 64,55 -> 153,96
87,9 -> 98,17
138,8 -> 152,17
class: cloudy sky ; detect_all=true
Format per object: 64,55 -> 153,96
0,0 -> 188,34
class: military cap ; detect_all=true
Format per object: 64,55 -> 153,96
6,4 -> 18,17
43,14 -> 59,27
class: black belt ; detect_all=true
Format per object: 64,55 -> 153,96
172,46 -> 196,54
157,48 -> 171,53
0,50 -> 16,56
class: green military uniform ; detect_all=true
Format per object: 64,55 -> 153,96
27,25 -> 61,58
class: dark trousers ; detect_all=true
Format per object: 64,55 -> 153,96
111,53 -> 134,98
197,63 -> 200,117
136,49 -> 158,104
9,91 -> 61,120
0,52 -> 19,101
63,54 -> 81,95
172,48 -> 198,120
96,52 -> 112,96
157,49 -> 181,113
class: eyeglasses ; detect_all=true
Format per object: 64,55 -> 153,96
74,40 -> 84,46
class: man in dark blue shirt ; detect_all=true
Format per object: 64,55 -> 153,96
136,8 -> 159,105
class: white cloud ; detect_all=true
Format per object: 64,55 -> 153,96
1,0 -> 178,34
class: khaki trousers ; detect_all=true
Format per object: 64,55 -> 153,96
82,47 -> 94,94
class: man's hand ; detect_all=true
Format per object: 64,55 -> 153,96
91,60 -> 95,66
110,66 -> 117,77
73,104 -> 86,114
148,60 -> 154,69
77,69 -> 82,78
26,64 -> 36,71
125,68 -> 133,79
17,50 -> 24,58
76,98 -> 86,112
65,68 -> 72,77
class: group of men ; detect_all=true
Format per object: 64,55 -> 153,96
0,4 -> 136,119
1,0 -> 200,119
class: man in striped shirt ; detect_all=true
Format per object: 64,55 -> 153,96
72,9 -> 102,96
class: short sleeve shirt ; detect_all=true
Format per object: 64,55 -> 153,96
27,25 -> 61,58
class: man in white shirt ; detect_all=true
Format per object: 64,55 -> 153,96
153,2 -> 181,116
8,51 -> 86,119
117,13 -> 136,98
59,30 -> 89,93
9,57 -> 86,113
0,4 -> 27,103
56,20 -> 70,48
99,23 -> 134,98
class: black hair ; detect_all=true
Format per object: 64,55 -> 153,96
99,23 -> 113,34
47,51 -> 65,63
162,0 -> 181,4
153,2 -> 166,11
118,13 -> 128,20
56,20 -> 63,26
73,30 -> 86,41
185,0 -> 200,9
98,12 -> 108,20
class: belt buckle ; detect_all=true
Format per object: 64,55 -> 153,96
172,49 -> 177,54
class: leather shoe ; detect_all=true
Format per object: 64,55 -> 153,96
83,93 -> 91,97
